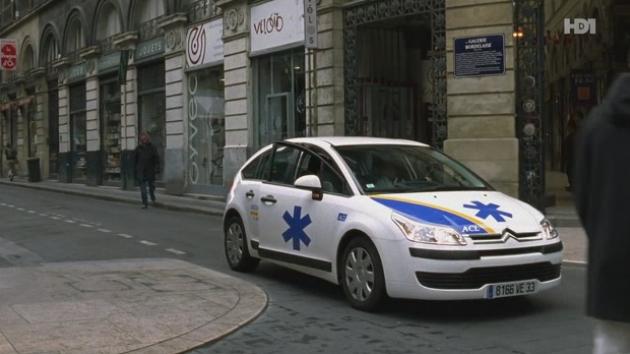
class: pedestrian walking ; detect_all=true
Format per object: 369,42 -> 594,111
4,143 -> 17,182
574,73 -> 630,354
135,132 -> 160,209
563,113 -> 579,191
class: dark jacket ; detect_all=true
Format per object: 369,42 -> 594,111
4,147 -> 17,160
574,73 -> 630,322
135,142 -> 160,181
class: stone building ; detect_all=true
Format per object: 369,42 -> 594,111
0,0 -> 553,208
544,0 -> 630,201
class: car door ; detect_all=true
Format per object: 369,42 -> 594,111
257,143 -> 353,272
236,149 -> 272,242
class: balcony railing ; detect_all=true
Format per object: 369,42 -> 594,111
0,0 -> 47,30
97,36 -> 115,54
138,17 -> 163,41
188,0 -> 221,23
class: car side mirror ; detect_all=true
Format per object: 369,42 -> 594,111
294,175 -> 323,201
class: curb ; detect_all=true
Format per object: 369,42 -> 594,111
0,180 -> 225,217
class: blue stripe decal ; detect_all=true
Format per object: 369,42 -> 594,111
372,198 -> 488,235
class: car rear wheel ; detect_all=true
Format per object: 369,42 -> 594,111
340,237 -> 386,311
224,215 -> 259,272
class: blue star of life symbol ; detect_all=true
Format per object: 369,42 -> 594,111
463,201 -> 513,222
282,206 -> 312,251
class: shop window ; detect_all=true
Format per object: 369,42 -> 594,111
138,62 -> 166,178
48,84 -> 59,178
253,48 -> 306,148
187,66 -> 225,187
69,84 -> 87,180
100,77 -> 121,183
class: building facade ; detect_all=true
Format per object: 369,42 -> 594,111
0,0 -> 551,208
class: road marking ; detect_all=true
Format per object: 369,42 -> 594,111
165,248 -> 186,256
0,202 -> 6,206
79,224 -> 93,228
117,233 -> 133,239
27,210 -> 36,214
96,228 -> 112,233
139,240 -> 158,246
50,216 -> 60,220
65,220 -> 75,224
39,213 -> 48,217
7,204 -> 14,208
17,207 -> 24,211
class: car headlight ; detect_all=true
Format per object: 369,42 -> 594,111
541,218 -> 559,240
391,213 -> 466,246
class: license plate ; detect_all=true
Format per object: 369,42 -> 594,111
486,280 -> 537,299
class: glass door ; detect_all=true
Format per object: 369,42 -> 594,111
100,77 -> 122,185
69,84 -> 87,181
48,85 -> 59,178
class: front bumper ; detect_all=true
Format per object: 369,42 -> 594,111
380,239 -> 563,300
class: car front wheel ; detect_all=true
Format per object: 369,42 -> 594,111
224,215 -> 259,272
340,237 -> 386,311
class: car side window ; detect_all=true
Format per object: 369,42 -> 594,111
241,150 -> 271,180
296,150 -> 351,196
269,145 -> 301,184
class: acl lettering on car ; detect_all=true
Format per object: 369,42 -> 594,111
371,196 -> 495,235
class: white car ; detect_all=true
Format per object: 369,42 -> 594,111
223,137 -> 562,310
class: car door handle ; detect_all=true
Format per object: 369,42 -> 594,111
245,190 -> 255,199
260,195 -> 277,204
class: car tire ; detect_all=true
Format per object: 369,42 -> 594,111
340,237 -> 386,311
224,215 -> 259,272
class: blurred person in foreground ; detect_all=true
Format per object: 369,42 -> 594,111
135,132 -> 160,209
574,73 -> 630,354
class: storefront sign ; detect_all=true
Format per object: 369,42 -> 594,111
454,35 -> 505,77
0,39 -> 17,71
186,19 -> 224,68
571,72 -> 596,106
67,63 -> 86,81
135,38 -> 165,61
250,0 -> 304,55
98,53 -> 121,72
304,0 -> 317,49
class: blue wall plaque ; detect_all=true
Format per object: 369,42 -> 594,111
454,35 -> 505,77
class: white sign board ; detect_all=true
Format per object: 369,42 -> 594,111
186,19 -> 224,68
304,0 -> 317,49
250,0 -> 305,55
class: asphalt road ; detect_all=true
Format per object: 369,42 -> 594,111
0,184 -> 594,354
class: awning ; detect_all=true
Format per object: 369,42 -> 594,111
0,96 -> 34,111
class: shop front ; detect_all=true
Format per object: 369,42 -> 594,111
250,0 -> 307,149
100,75 -> 122,185
47,80 -> 59,179
185,18 -> 226,194
69,82 -> 87,182
136,38 -> 166,182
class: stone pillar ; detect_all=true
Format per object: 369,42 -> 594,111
443,0 -> 518,197
114,32 -> 139,190
218,0 -> 250,187
85,76 -> 101,185
55,59 -> 72,182
307,0 -> 345,136
32,68 -> 49,179
160,14 -> 188,195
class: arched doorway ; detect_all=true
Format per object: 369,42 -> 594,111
343,0 -> 446,148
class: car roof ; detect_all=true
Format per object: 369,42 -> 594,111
285,136 -> 430,148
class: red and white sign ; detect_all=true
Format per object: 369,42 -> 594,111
250,0 -> 304,55
0,39 -> 17,71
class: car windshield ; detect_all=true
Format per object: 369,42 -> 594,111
334,145 -> 491,194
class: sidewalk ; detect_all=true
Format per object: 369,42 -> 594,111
0,258 -> 267,354
0,178 -> 588,264
0,178 -> 226,216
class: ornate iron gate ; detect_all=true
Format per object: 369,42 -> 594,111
343,0 -> 447,148
514,0 -> 545,209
